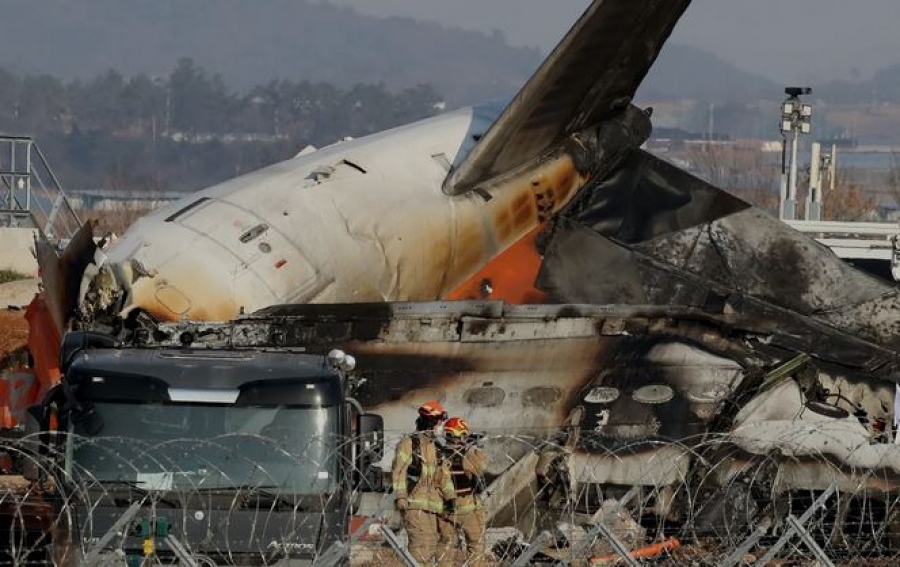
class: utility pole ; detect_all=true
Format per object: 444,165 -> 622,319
779,87 -> 813,220
779,134 -> 788,218
806,142 -> 822,221
788,124 -> 800,216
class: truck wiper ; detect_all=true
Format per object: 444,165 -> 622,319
96,480 -> 178,507
97,479 -> 150,495
249,487 -> 301,511
195,484 -> 300,511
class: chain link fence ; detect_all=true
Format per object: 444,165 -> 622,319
1,429 -> 900,566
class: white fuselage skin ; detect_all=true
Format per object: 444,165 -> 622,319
100,101 -> 587,322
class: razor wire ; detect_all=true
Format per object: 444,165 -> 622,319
2,430 -> 900,565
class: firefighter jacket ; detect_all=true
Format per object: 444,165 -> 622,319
392,432 -> 455,513
446,445 -> 487,515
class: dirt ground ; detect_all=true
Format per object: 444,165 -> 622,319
0,309 -> 28,367
0,279 -> 39,309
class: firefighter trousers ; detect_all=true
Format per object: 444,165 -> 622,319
436,508 -> 487,567
403,509 -> 441,565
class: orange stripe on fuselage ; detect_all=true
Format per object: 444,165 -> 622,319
444,224 -> 547,304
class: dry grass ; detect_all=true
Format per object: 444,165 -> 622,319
0,309 -> 29,368
74,203 -> 160,237
0,269 -> 29,285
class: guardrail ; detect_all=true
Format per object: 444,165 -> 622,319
0,136 -> 80,242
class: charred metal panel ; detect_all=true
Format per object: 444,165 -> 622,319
538,225 -> 900,375
558,149 -> 751,243
37,220 -> 98,333
460,317 -> 605,342
133,301 -> 899,383
537,149 -> 900,373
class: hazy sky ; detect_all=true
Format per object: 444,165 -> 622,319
326,0 -> 900,84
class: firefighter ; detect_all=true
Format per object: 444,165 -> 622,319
437,416 -> 489,567
391,400 -> 455,565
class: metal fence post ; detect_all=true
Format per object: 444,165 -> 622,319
786,515 -> 835,567
314,493 -> 397,567
558,485 -> 642,566
85,500 -> 144,567
752,486 -> 836,567
164,535 -> 200,567
720,525 -> 768,567
511,530 -> 553,567
381,526 -> 421,567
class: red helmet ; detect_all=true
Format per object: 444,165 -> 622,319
418,401 -> 447,420
444,417 -> 470,439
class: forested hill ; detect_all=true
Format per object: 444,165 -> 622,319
1,0 -> 808,105
639,45 -> 781,102
5,1 -> 898,106
0,0 -> 541,105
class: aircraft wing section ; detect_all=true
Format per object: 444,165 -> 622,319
36,221 -> 98,334
444,0 -> 692,195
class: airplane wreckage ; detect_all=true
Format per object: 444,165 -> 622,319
18,0 -> 900,556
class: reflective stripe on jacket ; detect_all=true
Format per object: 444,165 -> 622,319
446,446 -> 487,515
392,433 -> 454,513
454,494 -> 482,515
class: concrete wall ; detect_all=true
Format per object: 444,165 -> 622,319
0,228 -> 38,277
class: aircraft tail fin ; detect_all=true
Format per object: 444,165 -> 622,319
444,0 -> 691,195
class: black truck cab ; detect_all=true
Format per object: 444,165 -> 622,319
35,334 -> 383,566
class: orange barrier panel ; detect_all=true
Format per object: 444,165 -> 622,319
590,537 -> 681,565
10,294 -> 63,427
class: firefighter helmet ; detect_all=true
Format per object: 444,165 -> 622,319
444,417 -> 470,439
418,400 -> 448,420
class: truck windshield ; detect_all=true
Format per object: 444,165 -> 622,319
67,402 -> 340,495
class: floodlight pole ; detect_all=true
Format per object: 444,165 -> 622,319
787,127 -> 800,219
778,87 -> 813,221
806,142 -> 823,221
779,135 -> 789,220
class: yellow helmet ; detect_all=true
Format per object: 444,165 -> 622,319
444,416 -> 470,439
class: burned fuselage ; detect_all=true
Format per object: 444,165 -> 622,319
127,299 -> 900,547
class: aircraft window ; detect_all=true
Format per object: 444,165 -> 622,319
583,387 -> 619,404
522,387 -> 562,407
632,384 -> 675,405
464,386 -> 505,408
165,197 -> 210,222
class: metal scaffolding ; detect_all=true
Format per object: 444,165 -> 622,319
0,135 -> 80,242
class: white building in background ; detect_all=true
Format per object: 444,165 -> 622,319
66,189 -> 182,212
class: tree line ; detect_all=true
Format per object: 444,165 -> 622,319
0,59 -> 444,193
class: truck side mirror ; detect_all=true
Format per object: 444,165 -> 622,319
60,331 -> 118,374
357,413 -> 384,460
355,413 -> 384,491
